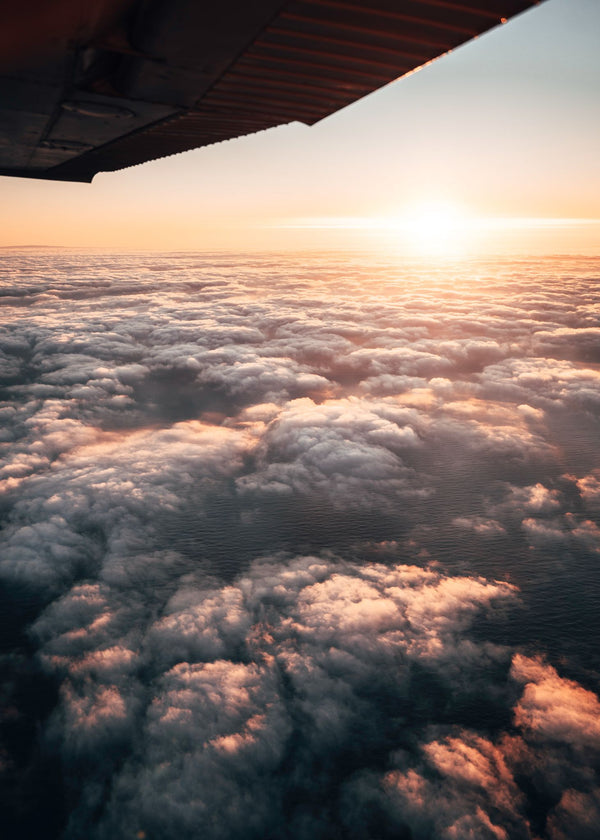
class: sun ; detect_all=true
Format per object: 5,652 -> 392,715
399,200 -> 470,256
405,201 -> 465,238
276,200 -> 484,255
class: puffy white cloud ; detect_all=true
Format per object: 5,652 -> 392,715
370,649 -> 600,840
37,554 -> 518,839
521,517 -> 568,545
572,470 -> 600,511
452,516 -> 506,535
382,733 -> 526,840
547,788 -> 600,840
511,654 -> 600,749
0,420 -> 252,594
506,482 -> 562,513
236,397 -> 428,507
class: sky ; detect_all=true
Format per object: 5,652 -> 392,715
1,0 -> 600,254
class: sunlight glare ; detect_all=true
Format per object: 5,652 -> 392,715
399,200 -> 470,257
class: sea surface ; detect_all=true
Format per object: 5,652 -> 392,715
1,251 -> 599,839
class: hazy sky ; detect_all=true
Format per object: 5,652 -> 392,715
1,0 -> 599,253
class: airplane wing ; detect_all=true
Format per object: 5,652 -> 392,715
0,0 -> 541,182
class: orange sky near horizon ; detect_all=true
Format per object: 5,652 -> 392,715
1,0 -> 599,256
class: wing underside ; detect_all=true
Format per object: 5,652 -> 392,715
0,0 -> 540,182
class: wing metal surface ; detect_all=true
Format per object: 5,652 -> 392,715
0,0 -> 541,182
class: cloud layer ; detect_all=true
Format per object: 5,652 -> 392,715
1,251 -> 599,838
